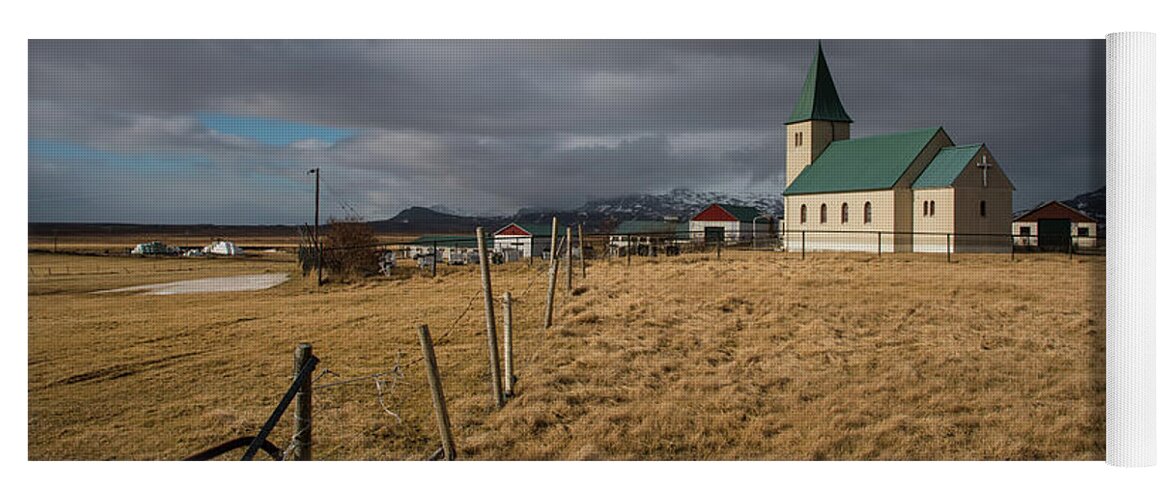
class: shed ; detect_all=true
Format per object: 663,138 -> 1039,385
493,222 -> 565,260
1012,201 -> 1098,250
688,204 -> 773,243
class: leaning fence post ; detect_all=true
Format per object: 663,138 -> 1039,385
544,218 -> 560,329
566,225 -> 574,292
292,343 -> 313,461
717,240 -> 722,260
417,325 -> 456,461
578,224 -> 586,279
475,227 -> 504,408
502,292 -> 515,398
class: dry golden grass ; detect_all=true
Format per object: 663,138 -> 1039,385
27,249 -> 1104,460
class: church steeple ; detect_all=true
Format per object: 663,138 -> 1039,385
784,42 -> 852,190
786,42 -> 852,125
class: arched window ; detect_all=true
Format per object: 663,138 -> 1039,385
980,200 -> 987,217
819,204 -> 827,224
795,132 -> 802,147
841,203 -> 849,224
864,202 -> 872,224
800,204 -> 807,224
923,201 -> 929,216
930,201 -> 936,216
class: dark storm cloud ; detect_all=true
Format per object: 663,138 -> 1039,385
28,39 -> 1104,223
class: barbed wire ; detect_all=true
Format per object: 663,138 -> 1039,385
280,353 -> 410,460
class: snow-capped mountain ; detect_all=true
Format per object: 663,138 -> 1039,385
1062,186 -> 1105,224
574,189 -> 784,220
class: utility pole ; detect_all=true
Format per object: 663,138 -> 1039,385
308,168 -> 322,286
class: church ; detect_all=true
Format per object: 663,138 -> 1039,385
782,44 -> 1015,253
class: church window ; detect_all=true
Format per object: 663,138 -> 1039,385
864,202 -> 872,224
923,201 -> 929,216
841,203 -> 849,223
795,132 -> 802,147
819,204 -> 827,224
930,201 -> 936,216
800,204 -> 807,224
979,200 -> 987,217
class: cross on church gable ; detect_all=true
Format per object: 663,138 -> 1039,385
976,154 -> 993,188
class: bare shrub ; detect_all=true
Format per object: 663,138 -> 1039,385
323,217 -> 380,278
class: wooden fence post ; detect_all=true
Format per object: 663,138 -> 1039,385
577,224 -> 586,279
292,343 -> 313,461
417,325 -> 456,461
431,242 -> 438,277
502,292 -> 515,398
947,233 -> 952,263
877,231 -> 882,257
717,240 -> 722,260
801,230 -> 806,260
544,218 -> 560,329
566,225 -> 574,292
476,227 -> 504,408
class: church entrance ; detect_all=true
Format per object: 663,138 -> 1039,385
1037,218 -> 1071,251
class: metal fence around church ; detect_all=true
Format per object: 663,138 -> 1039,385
298,226 -> 1105,282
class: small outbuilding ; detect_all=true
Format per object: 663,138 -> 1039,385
203,240 -> 244,256
688,204 -> 773,244
493,222 -> 564,260
1012,201 -> 1099,250
131,241 -> 178,255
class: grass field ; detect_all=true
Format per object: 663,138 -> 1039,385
27,249 -> 1104,460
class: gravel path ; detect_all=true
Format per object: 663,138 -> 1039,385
95,273 -> 289,295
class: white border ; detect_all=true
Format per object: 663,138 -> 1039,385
1106,32 -> 1157,467
6,1 -> 1170,499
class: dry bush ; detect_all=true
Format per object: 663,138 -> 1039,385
322,217 -> 380,279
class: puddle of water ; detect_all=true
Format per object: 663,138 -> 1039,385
95,273 -> 290,295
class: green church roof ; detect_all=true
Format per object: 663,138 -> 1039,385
786,43 -> 853,125
912,144 -> 983,189
784,127 -> 944,196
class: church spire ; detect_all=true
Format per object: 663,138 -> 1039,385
786,42 -> 853,124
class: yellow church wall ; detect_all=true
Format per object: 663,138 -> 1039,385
783,190 -> 896,253
912,188 -> 955,253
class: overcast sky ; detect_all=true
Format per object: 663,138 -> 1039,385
29,39 -> 1104,224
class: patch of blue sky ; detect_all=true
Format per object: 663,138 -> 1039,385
196,113 -> 354,147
